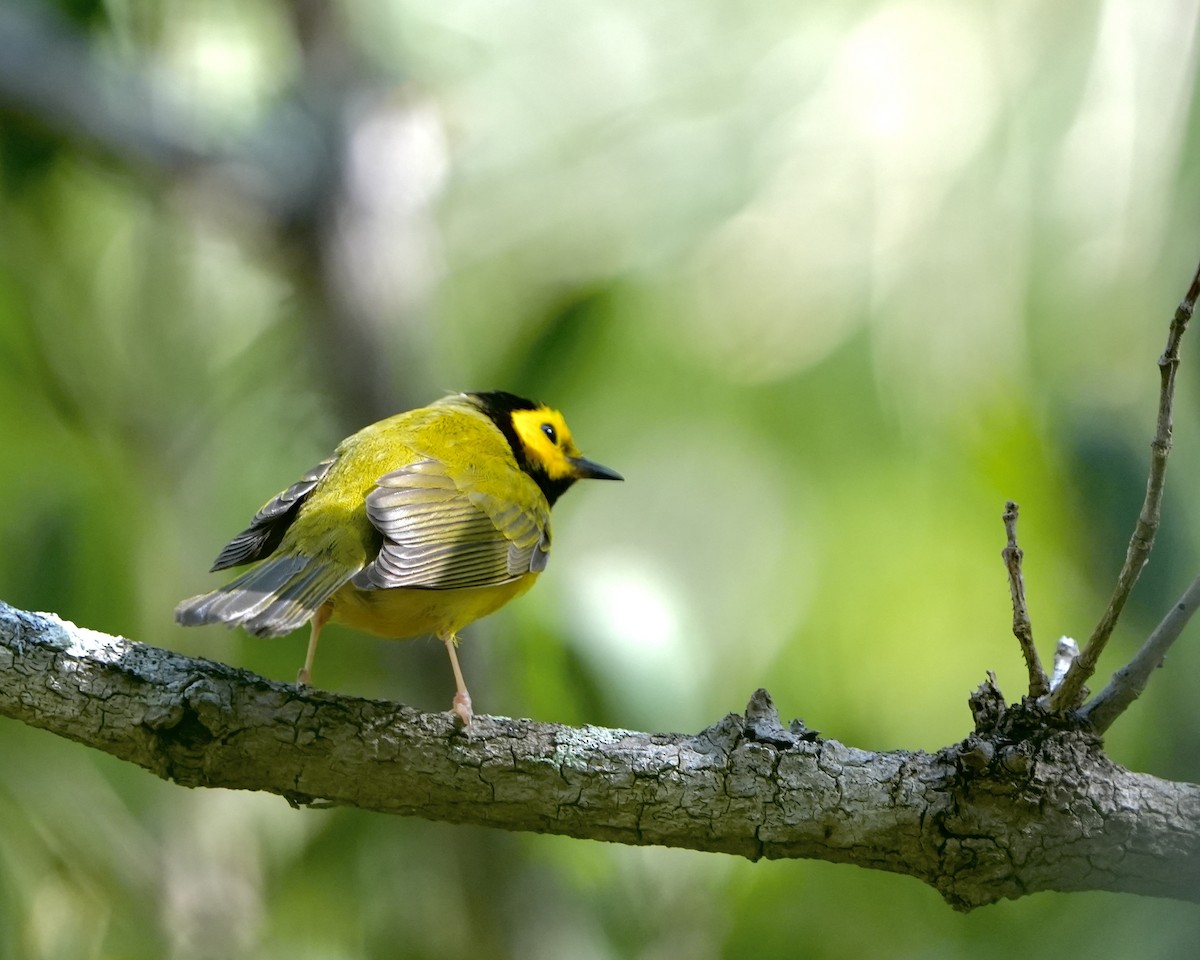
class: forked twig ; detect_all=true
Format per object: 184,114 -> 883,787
1050,259 -> 1200,711
1084,573 -> 1200,733
1001,501 -> 1049,697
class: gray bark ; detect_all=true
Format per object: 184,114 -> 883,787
2,600 -> 1198,910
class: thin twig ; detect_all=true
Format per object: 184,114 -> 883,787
1083,572 -> 1200,733
1050,259 -> 1200,711
1001,501 -> 1049,697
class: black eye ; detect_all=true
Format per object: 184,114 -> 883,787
541,423 -> 558,444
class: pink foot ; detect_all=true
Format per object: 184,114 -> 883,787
453,690 -> 474,726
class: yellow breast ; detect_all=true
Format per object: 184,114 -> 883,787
324,573 -> 540,640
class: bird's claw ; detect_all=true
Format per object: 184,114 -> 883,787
452,690 -> 473,726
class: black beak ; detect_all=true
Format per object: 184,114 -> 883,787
569,456 -> 624,481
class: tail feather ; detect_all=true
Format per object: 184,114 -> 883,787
175,552 -> 356,638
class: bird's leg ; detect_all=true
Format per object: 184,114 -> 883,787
441,632 -> 473,725
298,604 -> 331,686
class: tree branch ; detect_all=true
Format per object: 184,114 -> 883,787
1052,259 -> 1200,710
0,3 -> 414,426
3,600 -> 1198,911
0,3 -> 332,225
1083,572 -> 1200,733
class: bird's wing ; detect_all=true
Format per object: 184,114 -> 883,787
176,549 -> 353,637
353,458 -> 550,591
209,458 -> 337,571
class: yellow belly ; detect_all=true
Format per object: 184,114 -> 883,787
324,573 -> 539,640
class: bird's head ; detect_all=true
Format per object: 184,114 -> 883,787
468,391 -> 623,505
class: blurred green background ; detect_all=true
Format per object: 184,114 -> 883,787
3,0 -> 1200,957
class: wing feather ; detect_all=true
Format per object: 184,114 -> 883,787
175,550 -> 354,637
210,458 -> 336,571
354,458 -> 550,591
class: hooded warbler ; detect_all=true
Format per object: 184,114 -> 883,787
175,391 -> 622,724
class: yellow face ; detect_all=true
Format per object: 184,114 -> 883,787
510,407 -> 583,481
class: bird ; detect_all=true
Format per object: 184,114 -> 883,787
175,391 -> 622,724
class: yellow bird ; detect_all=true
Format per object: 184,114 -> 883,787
175,391 -> 621,724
